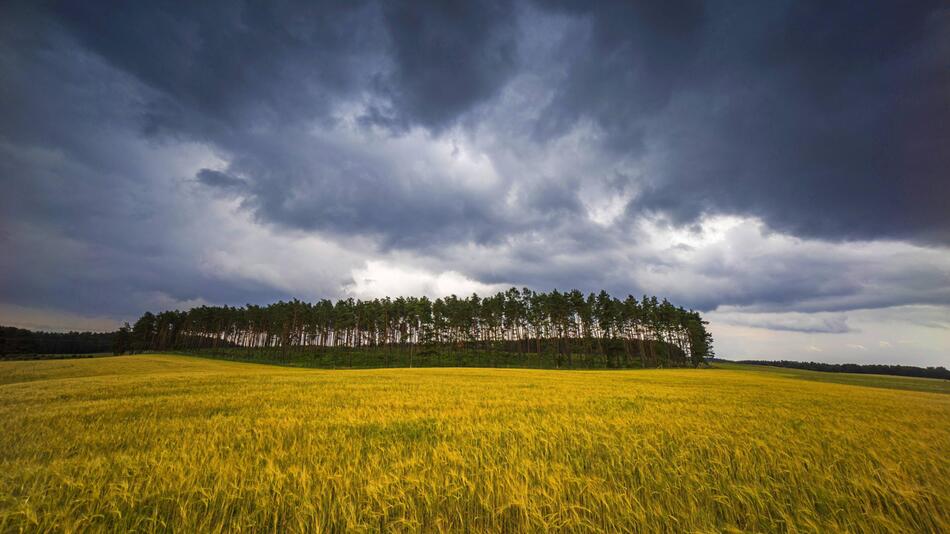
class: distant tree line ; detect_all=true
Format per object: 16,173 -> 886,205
738,359 -> 950,380
127,289 -> 714,369
0,326 -> 114,358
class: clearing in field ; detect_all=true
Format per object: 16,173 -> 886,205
1,355 -> 948,532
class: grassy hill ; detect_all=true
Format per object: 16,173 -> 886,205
1,355 -> 948,532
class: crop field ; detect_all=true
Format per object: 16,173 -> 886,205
1,355 -> 948,532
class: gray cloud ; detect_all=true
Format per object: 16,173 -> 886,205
711,311 -> 853,334
629,2 -> 950,244
24,0 -> 948,247
196,169 -> 247,190
370,0 -> 520,130
533,0 -> 706,152
51,0 -> 384,131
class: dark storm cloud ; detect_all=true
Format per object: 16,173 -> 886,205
533,0 -> 706,152
371,0 -> 520,130
50,0 -> 383,133
36,0 -> 531,248
0,7 -> 291,317
51,0 -> 522,133
33,0 -> 948,246
196,169 -> 247,190
542,0 -> 949,244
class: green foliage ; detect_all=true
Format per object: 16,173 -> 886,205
735,359 -> 950,380
175,342 -> 679,370
112,323 -> 131,355
0,326 -> 114,357
129,288 -> 713,369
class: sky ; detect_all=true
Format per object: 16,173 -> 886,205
1,1 -> 948,366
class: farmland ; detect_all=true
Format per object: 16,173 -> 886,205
1,355 -> 948,532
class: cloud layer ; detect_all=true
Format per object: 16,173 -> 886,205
1,1 -> 947,364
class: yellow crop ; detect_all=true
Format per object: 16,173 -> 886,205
1,355 -> 948,532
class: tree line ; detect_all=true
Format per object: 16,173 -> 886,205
123,289 -> 713,369
0,326 -> 114,358
738,359 -> 950,380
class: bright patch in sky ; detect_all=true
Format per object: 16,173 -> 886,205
348,261 -> 504,299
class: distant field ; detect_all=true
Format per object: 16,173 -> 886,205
1,355 -> 948,532
712,361 -> 950,394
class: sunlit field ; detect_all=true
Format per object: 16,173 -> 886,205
1,355 -> 948,532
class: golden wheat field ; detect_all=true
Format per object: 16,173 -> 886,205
1,355 -> 948,532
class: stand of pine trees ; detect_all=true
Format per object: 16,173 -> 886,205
0,326 -> 115,358
127,289 -> 713,369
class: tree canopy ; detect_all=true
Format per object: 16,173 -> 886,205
0,326 -> 114,357
126,288 -> 713,369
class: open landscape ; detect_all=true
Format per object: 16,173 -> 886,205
3,1 -> 949,532
2,354 -> 947,532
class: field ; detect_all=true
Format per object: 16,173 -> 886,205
713,361 -> 950,395
1,356 -> 948,532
